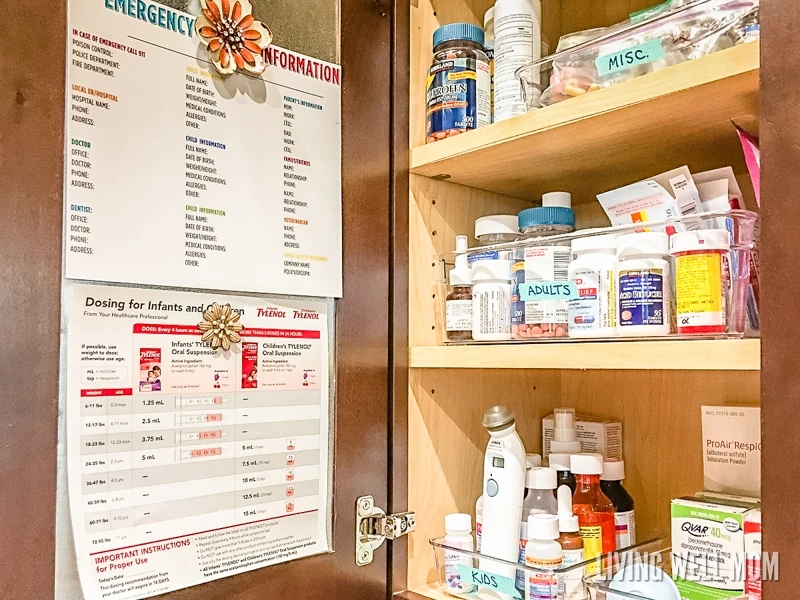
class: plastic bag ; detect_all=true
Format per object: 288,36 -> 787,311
517,0 -> 760,109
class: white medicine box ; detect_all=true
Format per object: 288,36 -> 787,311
702,406 -> 761,498
542,413 -> 622,459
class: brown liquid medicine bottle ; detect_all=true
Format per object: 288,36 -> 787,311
446,236 -> 473,341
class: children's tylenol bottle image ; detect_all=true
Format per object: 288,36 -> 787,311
570,453 -> 616,574
479,406 -> 526,599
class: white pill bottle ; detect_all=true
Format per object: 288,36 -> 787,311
615,232 -> 671,337
472,260 -> 513,341
568,233 -> 618,338
493,0 -> 541,122
443,513 -> 476,594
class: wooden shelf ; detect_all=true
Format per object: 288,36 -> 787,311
409,339 -> 760,370
410,43 -> 759,203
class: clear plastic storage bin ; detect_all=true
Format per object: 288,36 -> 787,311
429,534 -> 665,600
583,546 -> 751,600
438,210 -> 759,344
515,0 -> 760,110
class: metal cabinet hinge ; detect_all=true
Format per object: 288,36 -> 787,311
356,495 -> 415,566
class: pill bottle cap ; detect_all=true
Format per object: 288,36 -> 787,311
527,467 -> 557,490
518,206 -> 575,230
601,459 -> 625,481
528,514 -> 560,541
542,192 -> 572,209
471,259 -> 512,282
482,405 -> 516,431
449,235 -> 472,286
527,453 -> 543,468
548,453 -> 572,471
445,513 -> 472,533
572,232 -> 618,253
670,229 -> 731,254
617,232 -> 669,259
570,452 -> 604,475
484,7 -> 494,27
433,23 -> 485,49
559,514 -> 580,533
475,215 -> 519,239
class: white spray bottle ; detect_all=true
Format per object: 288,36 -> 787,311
479,406 -> 527,599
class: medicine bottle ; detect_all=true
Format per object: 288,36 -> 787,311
550,407 -> 582,455
483,7 -> 495,123
470,215 -> 519,263
669,229 -> 730,335
570,453 -> 616,567
427,23 -> 490,144
472,259 -> 513,341
548,453 -> 577,495
443,513 -> 476,594
512,192 -> 575,339
494,0 -> 540,122
525,514 -> 562,600
518,467 -> 558,590
569,233 -> 618,338
616,232 -> 671,337
446,235 -> 473,341
556,485 -> 585,600
600,460 -> 636,549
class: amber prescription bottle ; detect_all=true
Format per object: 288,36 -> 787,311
570,453 -> 616,566
446,235 -> 473,341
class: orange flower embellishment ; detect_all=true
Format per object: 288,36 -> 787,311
195,0 -> 272,75
198,302 -> 244,351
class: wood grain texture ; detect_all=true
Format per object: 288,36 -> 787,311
406,368 -> 759,592
410,175 -> 531,347
760,0 -> 800,595
409,339 -> 762,370
411,43 -> 759,203
407,368 -> 561,589
0,0 -> 66,597
560,370 -> 760,541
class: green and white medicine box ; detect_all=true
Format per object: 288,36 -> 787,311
671,496 -> 760,600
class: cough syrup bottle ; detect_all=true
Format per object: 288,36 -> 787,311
570,453 -> 616,570
600,459 -> 636,549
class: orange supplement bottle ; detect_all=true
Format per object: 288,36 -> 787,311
570,453 -> 616,568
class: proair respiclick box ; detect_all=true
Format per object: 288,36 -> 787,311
671,496 -> 759,600
702,406 -> 761,497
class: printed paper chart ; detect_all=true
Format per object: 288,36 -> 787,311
66,0 -> 342,297
67,285 -> 331,599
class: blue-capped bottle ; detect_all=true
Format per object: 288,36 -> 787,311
426,23 -> 491,144
511,192 -> 576,339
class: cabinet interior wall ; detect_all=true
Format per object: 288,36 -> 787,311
407,0 -> 762,594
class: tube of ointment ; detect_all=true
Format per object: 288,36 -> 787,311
596,180 -> 682,229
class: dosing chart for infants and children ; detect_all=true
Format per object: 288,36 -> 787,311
66,285 -> 331,600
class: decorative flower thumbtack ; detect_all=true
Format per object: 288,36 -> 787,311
195,0 -> 273,75
198,302 -> 243,351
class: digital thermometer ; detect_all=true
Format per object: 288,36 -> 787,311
479,406 -> 527,599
